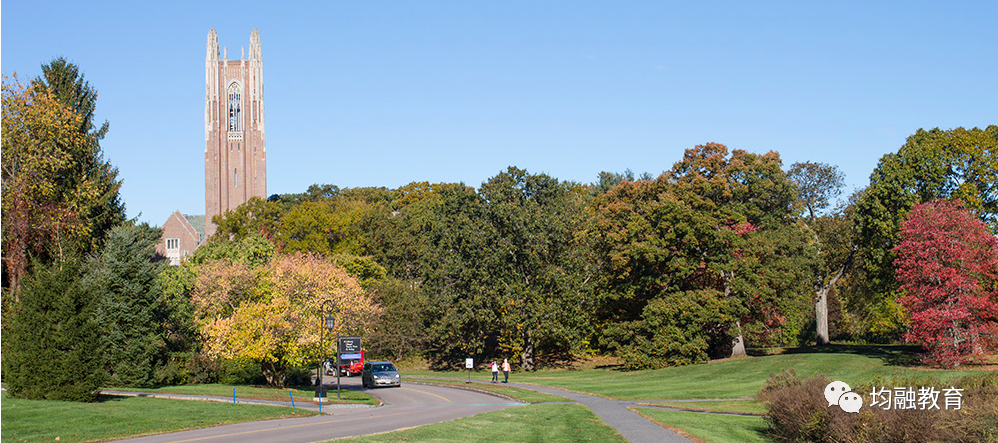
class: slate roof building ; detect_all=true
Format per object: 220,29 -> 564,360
156,212 -> 205,266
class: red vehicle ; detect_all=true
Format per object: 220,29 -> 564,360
341,349 -> 364,377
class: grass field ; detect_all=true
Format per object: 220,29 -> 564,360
407,378 -> 571,403
0,393 -> 316,443
336,404 -> 628,443
5,345 -> 990,443
633,408 -> 769,443
404,345 -> 984,401
112,383 -> 380,405
638,400 -> 766,415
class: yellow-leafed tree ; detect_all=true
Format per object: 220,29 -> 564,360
192,253 -> 381,387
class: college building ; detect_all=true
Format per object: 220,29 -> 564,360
155,29 -> 267,264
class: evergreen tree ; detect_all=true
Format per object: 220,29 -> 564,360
32,58 -> 126,257
2,255 -> 105,401
87,223 -> 167,387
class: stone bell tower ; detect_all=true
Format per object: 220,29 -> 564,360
204,28 -> 266,237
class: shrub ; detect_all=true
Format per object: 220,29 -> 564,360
219,359 -> 267,385
1,258 -> 105,401
613,290 -> 731,369
152,352 -> 220,385
759,369 -> 998,442
87,223 -> 166,388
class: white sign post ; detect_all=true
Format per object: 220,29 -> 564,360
465,358 -> 474,383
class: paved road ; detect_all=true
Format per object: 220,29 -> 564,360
116,377 -> 523,443
437,379 -> 693,443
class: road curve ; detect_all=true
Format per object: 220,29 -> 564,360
115,377 -> 523,443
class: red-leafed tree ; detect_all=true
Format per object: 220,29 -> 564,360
894,199 -> 998,366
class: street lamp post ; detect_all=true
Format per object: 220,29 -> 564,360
316,300 -> 337,402
327,311 -> 340,400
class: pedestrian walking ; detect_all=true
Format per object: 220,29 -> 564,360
502,358 -> 511,383
490,361 -> 499,383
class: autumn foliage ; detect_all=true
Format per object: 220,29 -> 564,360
191,253 -> 381,386
894,200 -> 998,366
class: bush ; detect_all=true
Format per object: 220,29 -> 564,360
284,367 -> 314,387
87,223 -> 166,388
759,369 -> 998,442
613,290 -> 731,369
219,359 -> 267,385
152,352 -> 220,385
1,258 -> 105,401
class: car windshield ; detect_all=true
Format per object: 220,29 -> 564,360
373,364 -> 396,372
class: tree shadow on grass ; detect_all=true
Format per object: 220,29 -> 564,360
775,344 -> 922,367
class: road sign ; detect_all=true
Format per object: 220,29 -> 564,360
339,336 -> 361,356
465,358 -> 474,369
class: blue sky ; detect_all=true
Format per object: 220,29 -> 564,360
3,1 -> 996,225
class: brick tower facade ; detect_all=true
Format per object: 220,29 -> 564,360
204,28 -> 266,237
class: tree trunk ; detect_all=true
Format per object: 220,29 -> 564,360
730,321 -> 746,358
521,331 -> 535,371
723,271 -> 746,358
261,360 -> 285,388
815,259 -> 848,346
816,290 -> 829,345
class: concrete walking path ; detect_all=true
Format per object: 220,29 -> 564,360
410,377 -> 695,443
103,379 -> 757,442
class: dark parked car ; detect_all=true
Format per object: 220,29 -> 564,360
361,361 -> 401,388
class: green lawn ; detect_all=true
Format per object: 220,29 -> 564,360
111,383 -> 379,405
638,400 -> 766,415
405,345 -> 983,400
407,378 -> 571,403
633,408 -> 770,443
336,404 -> 628,443
6,345 -> 988,443
0,393 -> 316,443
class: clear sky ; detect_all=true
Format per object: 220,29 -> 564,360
3,1 -> 996,226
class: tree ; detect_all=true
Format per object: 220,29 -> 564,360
33,58 -> 107,137
365,277 -> 431,362
787,162 -> 845,220
192,253 -> 380,387
86,223 -> 167,387
153,233 -> 278,385
2,60 -> 124,299
1,256 -> 105,401
855,126 -> 998,324
371,182 -> 500,366
788,161 -> 852,345
3,78 -> 86,298
192,232 -> 277,267
592,144 -> 815,366
368,171 -> 598,370
211,197 -> 283,241
894,200 -> 998,366
32,58 -> 126,256
479,167 -> 596,370
277,198 -> 382,255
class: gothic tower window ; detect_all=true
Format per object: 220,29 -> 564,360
227,83 -> 242,132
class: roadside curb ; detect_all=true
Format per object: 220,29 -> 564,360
100,390 -> 378,413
